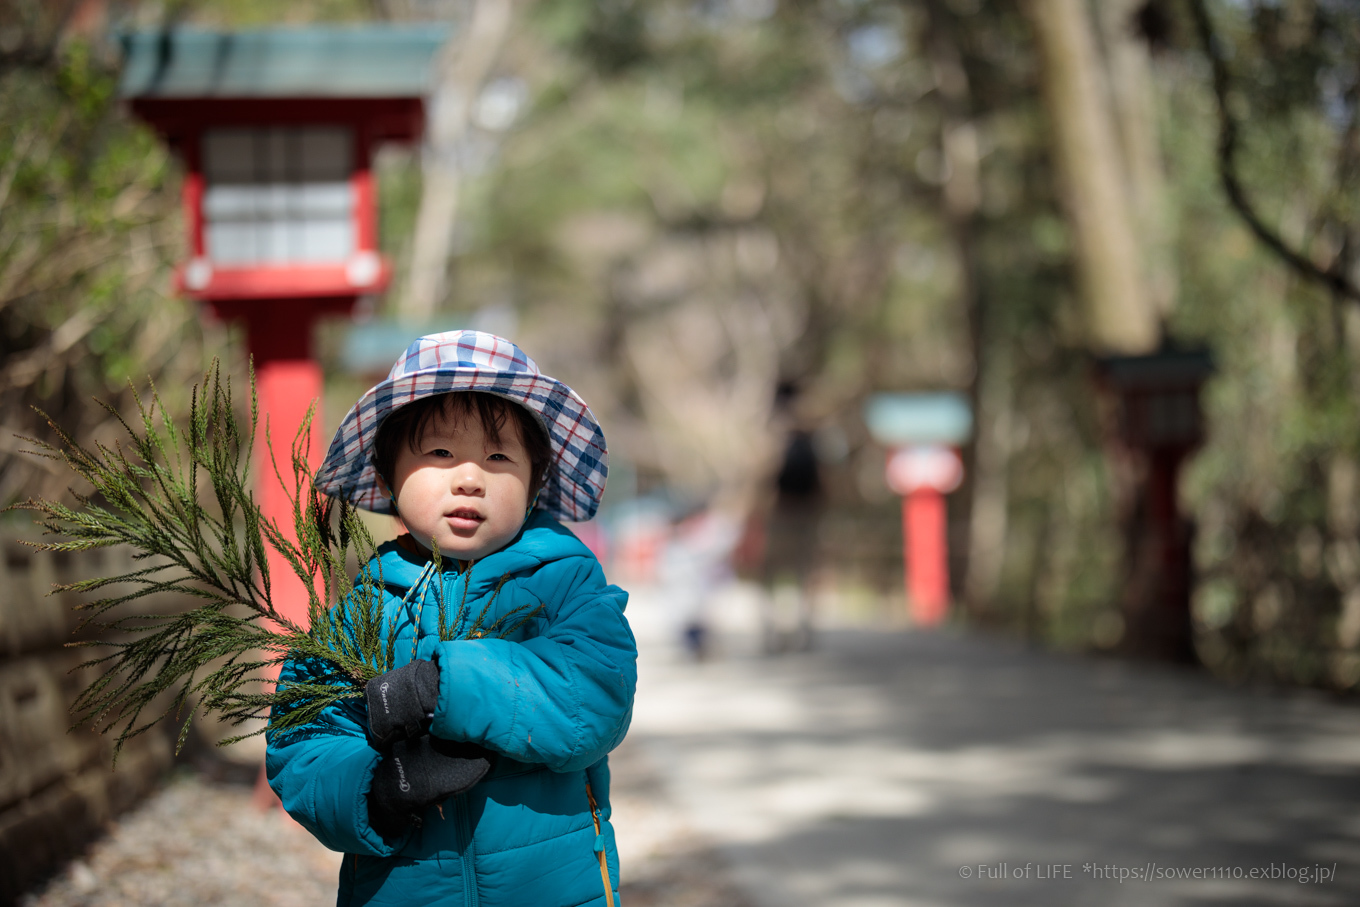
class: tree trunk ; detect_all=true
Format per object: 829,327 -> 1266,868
399,0 -> 515,321
963,341 -> 1014,613
1026,0 -> 1159,353
921,1 -> 1011,614
1095,0 -> 1177,320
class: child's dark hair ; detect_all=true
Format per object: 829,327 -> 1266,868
372,392 -> 553,499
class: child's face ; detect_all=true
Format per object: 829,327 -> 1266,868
388,405 -> 533,561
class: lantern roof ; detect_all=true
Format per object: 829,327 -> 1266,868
118,25 -> 451,100
1096,346 -> 1214,392
864,392 -> 973,446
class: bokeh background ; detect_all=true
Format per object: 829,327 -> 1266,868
6,0 -> 1360,904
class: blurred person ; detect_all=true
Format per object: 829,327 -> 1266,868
265,331 -> 636,907
758,382 -> 825,653
660,500 -> 742,660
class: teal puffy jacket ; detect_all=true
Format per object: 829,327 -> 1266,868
265,512 -> 637,907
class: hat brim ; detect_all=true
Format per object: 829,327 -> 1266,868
315,367 -> 608,523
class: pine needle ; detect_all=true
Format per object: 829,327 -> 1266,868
10,362 -> 544,766
7,364 -> 375,763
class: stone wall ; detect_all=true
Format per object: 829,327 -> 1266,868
0,534 -> 176,905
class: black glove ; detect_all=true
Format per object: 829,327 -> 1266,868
366,658 -> 440,749
367,735 -> 495,839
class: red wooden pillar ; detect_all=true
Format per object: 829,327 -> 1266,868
903,488 -> 949,625
887,445 -> 964,626
254,356 -> 323,616
208,298 -> 350,807
207,299 -> 352,626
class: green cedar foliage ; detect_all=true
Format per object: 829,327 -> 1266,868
10,363 -> 395,761
13,360 -> 549,765
6,366 -> 372,770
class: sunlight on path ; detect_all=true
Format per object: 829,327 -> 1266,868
626,583 -> 1360,907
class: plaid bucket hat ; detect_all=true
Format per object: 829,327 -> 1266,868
315,331 -> 608,522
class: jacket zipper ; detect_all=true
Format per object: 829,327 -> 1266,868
456,793 -> 479,907
586,782 -> 615,907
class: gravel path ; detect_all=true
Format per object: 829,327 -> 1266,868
19,735 -> 751,907
18,767 -> 342,907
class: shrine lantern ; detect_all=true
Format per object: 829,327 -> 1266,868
119,27 -> 449,357
865,392 -> 973,626
1096,345 -> 1214,663
119,26 -> 448,634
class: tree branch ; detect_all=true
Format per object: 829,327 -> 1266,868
1187,0 -> 1360,302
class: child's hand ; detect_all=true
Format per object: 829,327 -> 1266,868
365,658 -> 440,749
366,736 -> 494,839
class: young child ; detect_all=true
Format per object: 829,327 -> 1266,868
265,330 -> 636,907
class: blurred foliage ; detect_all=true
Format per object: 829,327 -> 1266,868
1173,0 -> 1360,688
430,0 -> 1360,688
438,0 -> 1122,642
0,2 -> 220,508
167,0 -> 369,26
6,0 -> 1360,692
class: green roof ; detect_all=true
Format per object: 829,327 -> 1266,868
119,26 -> 452,99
